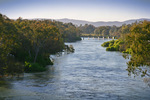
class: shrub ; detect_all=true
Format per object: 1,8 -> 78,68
101,40 -> 115,47
102,39 -> 125,52
24,62 -> 46,73
109,43 -> 114,47
106,47 -> 116,51
101,41 -> 110,47
110,40 -> 115,44
114,45 -> 119,51
36,55 -> 53,66
122,48 -> 132,54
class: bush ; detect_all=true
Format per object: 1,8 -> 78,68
114,45 -> 119,51
24,54 -> 53,73
110,40 -> 115,44
122,48 -> 132,54
101,41 -> 110,47
36,55 -> 53,66
101,40 -> 115,47
109,43 -> 114,47
102,39 -> 125,52
24,62 -> 46,73
106,47 -> 116,51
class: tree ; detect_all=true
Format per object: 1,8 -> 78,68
0,13 -> 65,74
55,22 -> 81,42
125,21 -> 150,76
0,14 -> 23,76
14,19 -> 64,63
79,24 -> 95,34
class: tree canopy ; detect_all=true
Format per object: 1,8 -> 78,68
125,21 -> 150,76
0,13 -> 81,76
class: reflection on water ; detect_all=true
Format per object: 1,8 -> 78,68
0,38 -> 150,100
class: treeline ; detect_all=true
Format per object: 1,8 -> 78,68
79,24 -> 96,34
79,23 -> 132,38
0,14 -> 81,76
54,21 -> 81,42
101,20 -> 150,77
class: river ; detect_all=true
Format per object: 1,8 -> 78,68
0,38 -> 150,100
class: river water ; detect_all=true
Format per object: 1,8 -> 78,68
0,38 -> 150,100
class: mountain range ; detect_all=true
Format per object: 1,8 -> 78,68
55,18 -> 150,27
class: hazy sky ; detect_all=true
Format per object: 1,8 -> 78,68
0,0 -> 150,22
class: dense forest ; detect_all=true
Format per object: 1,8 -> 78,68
101,20 -> 150,77
0,13 -> 81,76
79,24 -> 96,34
54,21 -> 81,42
79,23 -> 132,38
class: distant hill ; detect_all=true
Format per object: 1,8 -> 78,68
55,18 -> 150,27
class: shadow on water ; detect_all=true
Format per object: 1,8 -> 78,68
21,65 -> 57,87
0,78 -> 12,88
0,65 -> 61,100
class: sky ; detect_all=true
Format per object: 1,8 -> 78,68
0,0 -> 150,22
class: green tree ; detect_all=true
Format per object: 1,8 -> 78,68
79,24 -> 95,34
125,21 -> 150,76
0,13 -> 65,74
0,14 -> 23,76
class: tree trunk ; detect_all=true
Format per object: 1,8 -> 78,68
34,47 -> 39,63
28,50 -> 31,57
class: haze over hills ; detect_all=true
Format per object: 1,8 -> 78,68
55,18 -> 150,27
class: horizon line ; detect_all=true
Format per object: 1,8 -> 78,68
10,17 -> 150,22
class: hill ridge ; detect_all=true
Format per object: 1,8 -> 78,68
55,18 -> 150,27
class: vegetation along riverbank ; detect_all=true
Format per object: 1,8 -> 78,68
101,20 -> 150,77
0,13 -> 81,77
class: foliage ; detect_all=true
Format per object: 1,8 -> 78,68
106,46 -> 116,51
93,24 -> 132,38
81,33 -> 99,37
0,13 -> 82,75
0,14 -> 23,76
54,21 -> 82,42
79,24 -> 95,34
1,13 -> 82,75
122,48 -> 132,54
94,25 -> 122,38
101,20 -> 150,77
101,39 -> 123,51
24,62 -> 46,73
125,21 -> 150,77
101,41 -> 112,47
